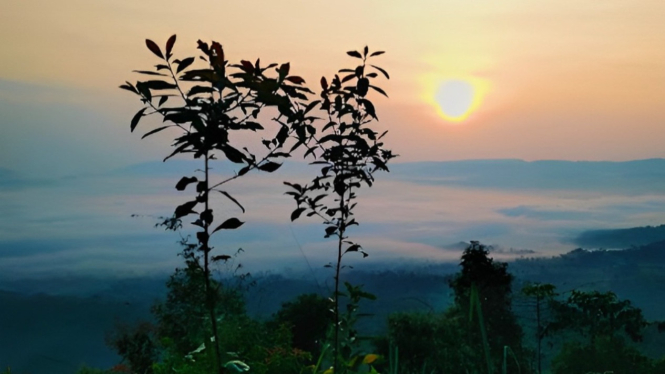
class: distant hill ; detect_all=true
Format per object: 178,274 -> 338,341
389,158 -> 665,193
511,240 -> 665,319
573,225 -> 665,248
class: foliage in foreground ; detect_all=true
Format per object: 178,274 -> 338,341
98,241 -> 665,374
122,32 -> 393,374
551,336 -> 657,374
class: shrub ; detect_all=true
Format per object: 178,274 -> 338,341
551,336 -> 654,374
375,310 -> 479,374
269,293 -> 334,361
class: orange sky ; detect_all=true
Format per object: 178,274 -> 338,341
1,0 -> 665,174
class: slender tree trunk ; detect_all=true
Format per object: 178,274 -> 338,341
536,296 -> 541,374
203,155 -> 224,374
333,190 -> 346,374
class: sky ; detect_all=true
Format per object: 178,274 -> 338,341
1,1 -> 665,279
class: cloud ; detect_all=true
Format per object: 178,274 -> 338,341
498,205 -> 597,221
3,158 -> 665,279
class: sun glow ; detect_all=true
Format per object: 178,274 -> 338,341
422,75 -> 490,123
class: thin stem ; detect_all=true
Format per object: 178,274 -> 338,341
333,189 -> 346,374
203,154 -> 224,374
139,93 -> 189,133
536,296 -> 541,374
166,60 -> 188,103
208,123 -> 292,191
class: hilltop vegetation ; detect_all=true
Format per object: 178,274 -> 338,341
574,225 -> 665,249
4,239 -> 665,373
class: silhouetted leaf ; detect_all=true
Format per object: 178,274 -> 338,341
130,107 -> 147,132
163,142 -> 190,162
175,176 -> 198,191
345,244 -> 361,253
370,65 -> 389,79
176,57 -> 195,73
370,51 -> 385,57
136,82 -> 152,101
311,194 -> 327,204
363,46 -> 369,57
321,77 -> 328,90
275,125 -> 289,146
211,42 -> 224,67
141,125 -> 171,139
305,100 -> 321,114
188,85 -> 214,96
143,80 -> 177,90
244,121 -> 264,131
319,134 -> 343,144
174,200 -> 197,219
217,190 -> 245,213
355,65 -> 364,77
133,70 -> 167,76
196,40 -> 209,54
239,60 -> 254,73
347,51 -> 362,58
357,78 -> 369,97
360,99 -> 377,119
278,62 -> 290,78
369,85 -> 388,97
158,95 -> 169,106
119,82 -> 138,94
341,74 -> 355,83
372,156 -> 388,171
145,39 -> 164,59
285,76 -> 305,84
289,140 -> 304,153
163,111 -> 198,124
195,231 -> 208,245
212,255 -> 232,262
221,145 -> 245,164
200,209 -> 213,224
237,166 -> 250,176
378,130 -> 388,140
291,207 -> 306,221
283,181 -> 303,192
213,218 -> 244,232
325,226 -> 337,237
165,34 -> 176,58
258,162 -> 282,172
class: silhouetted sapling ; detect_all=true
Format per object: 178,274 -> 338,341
121,34 -> 315,373
284,46 -> 395,373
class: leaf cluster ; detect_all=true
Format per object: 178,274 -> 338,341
121,35 -> 318,257
284,46 -> 396,260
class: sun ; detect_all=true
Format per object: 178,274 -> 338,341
422,76 -> 489,123
436,80 -> 475,121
